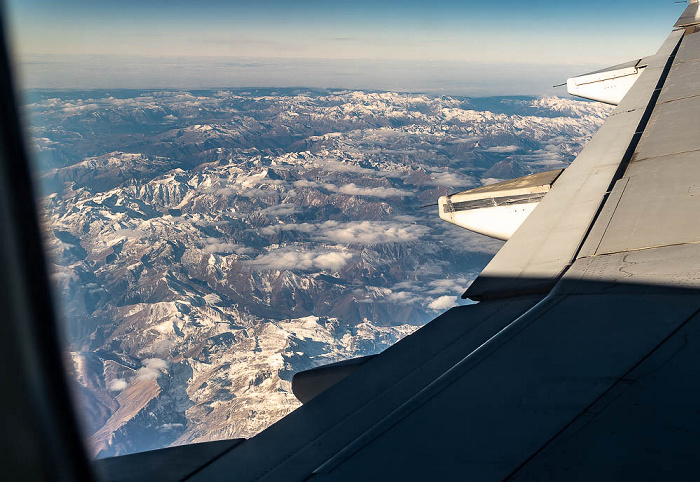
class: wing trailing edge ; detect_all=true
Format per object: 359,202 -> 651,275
291,355 -> 376,404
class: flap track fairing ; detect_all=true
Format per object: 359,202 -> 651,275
438,169 -> 563,240
567,57 -> 652,105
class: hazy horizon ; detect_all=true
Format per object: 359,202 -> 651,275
12,54 -> 604,97
5,0 -> 685,96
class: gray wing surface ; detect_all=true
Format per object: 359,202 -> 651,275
96,6 -> 700,481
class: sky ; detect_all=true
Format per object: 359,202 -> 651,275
4,0 -> 687,95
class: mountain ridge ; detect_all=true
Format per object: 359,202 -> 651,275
28,89 -> 611,456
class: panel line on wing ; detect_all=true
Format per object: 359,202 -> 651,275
581,238 -> 700,260
564,33 -> 683,265
577,178 -> 629,258
601,38 -> 682,196
504,304 -> 700,481
632,146 -> 700,163
463,30 -> 684,302
311,294 -> 564,476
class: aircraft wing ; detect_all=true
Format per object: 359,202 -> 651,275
93,4 -> 700,481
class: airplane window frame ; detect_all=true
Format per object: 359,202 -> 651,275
0,10 -> 94,480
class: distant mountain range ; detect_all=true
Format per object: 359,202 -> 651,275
26,89 -> 611,456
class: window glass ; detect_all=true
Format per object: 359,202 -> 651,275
5,0 -> 613,457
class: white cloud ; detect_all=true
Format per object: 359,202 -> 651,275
260,220 -> 429,245
428,295 -> 458,310
108,379 -> 128,391
318,160 -> 377,175
239,188 -> 281,198
390,280 -> 420,291
426,278 -> 469,295
433,229 -> 504,255
211,187 -> 236,197
425,171 -> 475,187
158,423 -> 184,432
312,252 -> 354,270
333,183 -> 409,198
482,145 -> 519,153
203,242 -> 240,254
202,237 -> 253,255
293,179 -> 321,189
367,280 -> 467,308
247,248 -> 353,271
315,159 -> 404,179
210,185 -> 283,198
261,203 -> 299,216
387,291 -> 414,303
292,179 -> 409,198
480,177 -> 503,186
259,223 -> 317,236
319,221 -> 429,245
136,358 -> 169,381
449,136 -> 480,144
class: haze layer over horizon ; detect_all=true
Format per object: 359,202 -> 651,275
6,0 -> 683,96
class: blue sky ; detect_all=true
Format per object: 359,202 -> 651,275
5,0 -> 686,94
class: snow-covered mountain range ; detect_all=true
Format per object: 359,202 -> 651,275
24,89 -> 611,456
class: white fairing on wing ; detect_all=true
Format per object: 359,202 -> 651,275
567,59 -> 648,105
441,203 -> 539,241
438,169 -> 563,241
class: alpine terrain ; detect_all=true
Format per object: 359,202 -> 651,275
24,89 -> 611,456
